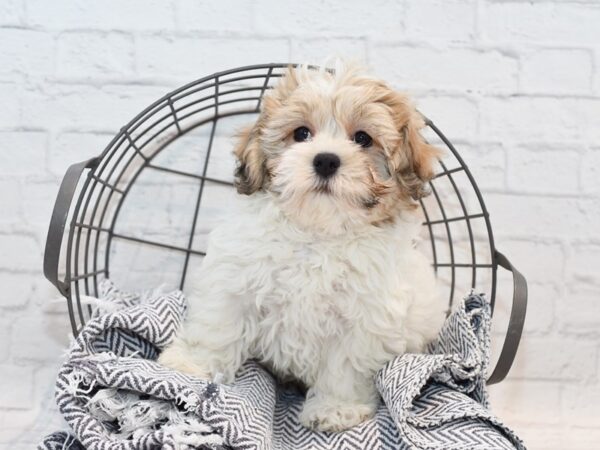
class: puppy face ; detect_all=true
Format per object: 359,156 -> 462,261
234,64 -> 440,234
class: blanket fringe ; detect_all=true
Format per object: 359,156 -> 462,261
64,372 -> 95,398
164,418 -> 224,448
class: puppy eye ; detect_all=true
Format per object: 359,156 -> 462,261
293,126 -> 312,142
353,131 -> 373,148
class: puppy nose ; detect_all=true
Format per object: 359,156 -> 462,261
313,152 -> 341,178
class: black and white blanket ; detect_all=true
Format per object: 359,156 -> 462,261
39,281 -> 525,450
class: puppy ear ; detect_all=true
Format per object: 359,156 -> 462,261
400,110 -> 442,200
376,87 -> 441,200
233,123 -> 266,195
233,66 -> 300,195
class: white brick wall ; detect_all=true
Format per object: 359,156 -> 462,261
1,1 -> 599,448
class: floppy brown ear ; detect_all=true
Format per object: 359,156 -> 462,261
233,123 -> 266,195
376,87 -> 442,200
233,66 -> 299,195
400,111 -> 442,200
405,112 -> 442,195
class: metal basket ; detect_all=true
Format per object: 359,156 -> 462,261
43,63 -> 527,384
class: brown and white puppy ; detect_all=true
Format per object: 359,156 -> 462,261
159,63 -> 446,432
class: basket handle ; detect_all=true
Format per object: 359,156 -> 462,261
487,250 -> 528,384
43,157 -> 99,296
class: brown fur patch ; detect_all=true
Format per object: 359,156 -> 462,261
232,63 -> 442,228
233,124 -> 268,195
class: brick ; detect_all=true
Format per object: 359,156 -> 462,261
405,0 -> 476,42
0,365 -> 34,409
0,0 -> 24,26
0,29 -> 54,82
0,318 -> 10,362
494,239 -> 563,285
49,132 -> 112,177
568,242 -> 600,284
176,0 -> 253,32
558,282 -> 600,336
595,50 -> 600,95
482,2 -> 600,45
21,83 -> 169,131
511,424 -> 591,450
33,365 -> 63,405
0,83 -> 21,128
417,95 -> 479,140
489,379 -> 561,425
562,382 -> 600,428
0,180 -> 21,225
0,390 -> 63,446
507,147 -> 580,194
503,336 -> 597,381
21,181 -> 58,229
57,32 -> 135,79
521,282 -> 556,335
290,39 -> 367,65
136,36 -> 290,82
580,150 -> 600,194
371,46 -> 518,92
254,0 -> 404,37
0,131 -> 47,177
455,142 -> 506,190
0,234 -> 42,272
0,273 -> 34,308
11,313 -> 70,362
26,0 -> 176,30
480,97 -> 600,142
0,409 -> 38,444
34,278 -> 68,314
520,49 -> 592,94
31,365 -> 64,435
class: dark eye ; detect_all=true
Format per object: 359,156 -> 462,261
353,131 -> 373,148
293,126 -> 312,142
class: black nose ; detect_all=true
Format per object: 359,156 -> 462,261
313,152 -> 341,178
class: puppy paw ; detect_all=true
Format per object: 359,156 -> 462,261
157,346 -> 212,380
299,398 -> 377,432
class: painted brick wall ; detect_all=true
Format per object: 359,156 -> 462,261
1,1 -> 599,448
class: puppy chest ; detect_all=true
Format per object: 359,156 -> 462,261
250,237 -> 396,318
252,292 -> 351,382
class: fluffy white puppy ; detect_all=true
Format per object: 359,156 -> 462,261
158,63 -> 446,432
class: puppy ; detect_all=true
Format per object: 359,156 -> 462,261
158,63 -> 446,432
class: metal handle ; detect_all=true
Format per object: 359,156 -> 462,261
43,157 -> 99,296
487,251 -> 528,384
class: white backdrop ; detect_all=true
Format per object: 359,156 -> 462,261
1,1 -> 599,448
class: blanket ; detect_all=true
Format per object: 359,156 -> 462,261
39,281 -> 525,450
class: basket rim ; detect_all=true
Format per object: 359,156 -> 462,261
63,62 -> 499,329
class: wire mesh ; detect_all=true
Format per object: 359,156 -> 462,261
62,63 -> 498,336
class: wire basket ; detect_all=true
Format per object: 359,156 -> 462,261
43,63 -> 527,384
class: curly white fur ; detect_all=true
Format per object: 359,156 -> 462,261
159,63 -> 446,432
159,194 -> 444,430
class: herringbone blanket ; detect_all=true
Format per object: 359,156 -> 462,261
39,281 -> 525,450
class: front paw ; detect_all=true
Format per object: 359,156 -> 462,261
157,345 -> 212,380
299,397 -> 377,432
